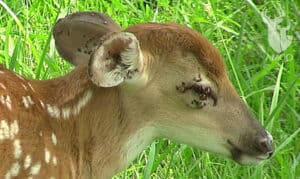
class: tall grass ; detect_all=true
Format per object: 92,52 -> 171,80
0,0 -> 299,178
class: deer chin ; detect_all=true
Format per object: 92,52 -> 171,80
227,140 -> 270,165
232,153 -> 266,165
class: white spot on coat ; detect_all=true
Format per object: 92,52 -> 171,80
0,82 -> 6,90
16,74 -> 25,81
51,133 -> 57,146
0,120 -> 11,140
22,96 -> 29,109
62,107 -> 71,119
27,96 -> 34,105
72,90 -> 93,115
45,148 -> 51,163
6,95 -> 11,110
10,120 -> 19,139
5,162 -> 20,179
0,95 -> 12,110
30,162 -> 41,175
28,82 -> 35,92
13,139 -> 22,159
24,155 -> 32,169
47,104 -> 60,118
39,100 -> 45,108
22,96 -> 34,109
52,156 -> 57,166
44,90 -> 92,119
0,127 -> 2,140
0,95 -> 5,104
21,83 -> 28,91
0,70 -> 4,74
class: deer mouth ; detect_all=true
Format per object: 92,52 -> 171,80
227,140 -> 269,165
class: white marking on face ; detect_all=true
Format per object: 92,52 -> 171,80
13,139 -> 22,159
72,90 -> 93,116
24,155 -> 32,169
21,83 -> 28,91
45,148 -> 51,163
0,82 -> 6,90
51,133 -> 57,146
28,82 -> 35,92
47,104 -> 61,118
30,162 -> 41,175
52,156 -> 57,166
5,162 -> 20,179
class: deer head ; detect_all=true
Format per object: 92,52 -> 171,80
0,12 -> 273,179
54,12 -> 273,166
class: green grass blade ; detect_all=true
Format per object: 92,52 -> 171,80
267,76 -> 300,130
269,64 -> 284,115
143,142 -> 156,179
9,39 -> 21,70
275,128 -> 300,155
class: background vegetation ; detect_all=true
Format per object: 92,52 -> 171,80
0,0 -> 299,178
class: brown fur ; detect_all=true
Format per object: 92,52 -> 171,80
125,23 -> 226,81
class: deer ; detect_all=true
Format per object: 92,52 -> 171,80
0,11 -> 273,179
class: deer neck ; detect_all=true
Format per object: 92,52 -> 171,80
34,65 -> 156,178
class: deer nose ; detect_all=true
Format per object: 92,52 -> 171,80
257,132 -> 274,158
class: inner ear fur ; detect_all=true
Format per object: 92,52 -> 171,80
88,32 -> 142,87
53,11 -> 122,66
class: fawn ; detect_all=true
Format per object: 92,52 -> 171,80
0,12 -> 273,178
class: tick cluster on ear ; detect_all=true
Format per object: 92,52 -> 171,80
176,75 -> 217,108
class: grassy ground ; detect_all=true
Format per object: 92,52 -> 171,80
0,0 -> 299,178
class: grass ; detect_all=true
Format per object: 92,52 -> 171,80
0,0 -> 299,178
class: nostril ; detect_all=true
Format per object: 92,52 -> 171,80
267,151 -> 273,158
259,139 -> 268,149
258,138 -> 273,153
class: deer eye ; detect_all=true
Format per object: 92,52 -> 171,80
176,76 -> 217,109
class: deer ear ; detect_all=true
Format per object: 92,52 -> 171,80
53,11 -> 121,66
88,32 -> 142,87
